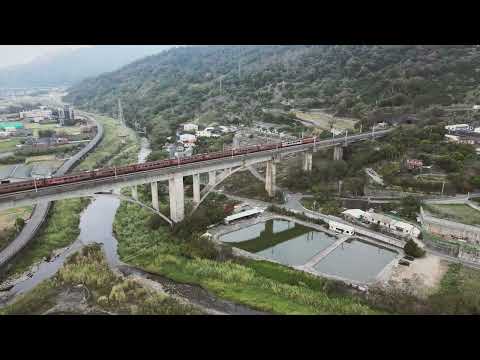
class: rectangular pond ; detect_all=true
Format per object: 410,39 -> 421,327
313,238 -> 398,283
219,219 -> 336,266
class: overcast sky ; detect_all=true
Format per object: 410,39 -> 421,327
0,45 -> 92,68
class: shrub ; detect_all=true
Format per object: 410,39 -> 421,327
147,214 -> 163,230
15,217 -> 25,231
404,239 -> 426,258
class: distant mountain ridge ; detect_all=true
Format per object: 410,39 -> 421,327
0,45 -> 175,88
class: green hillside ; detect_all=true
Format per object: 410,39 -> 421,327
65,45 -> 480,150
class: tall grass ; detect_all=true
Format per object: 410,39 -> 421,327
1,245 -> 201,315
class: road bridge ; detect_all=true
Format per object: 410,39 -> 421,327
0,129 -> 391,224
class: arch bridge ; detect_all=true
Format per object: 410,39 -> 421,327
0,130 -> 391,225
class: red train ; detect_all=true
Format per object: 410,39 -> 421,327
0,136 -> 319,196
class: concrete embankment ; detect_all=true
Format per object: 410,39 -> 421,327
0,113 -> 104,269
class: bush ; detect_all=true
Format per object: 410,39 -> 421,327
15,217 -> 26,232
404,239 -> 426,258
147,214 -> 163,230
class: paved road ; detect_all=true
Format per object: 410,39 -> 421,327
0,113 -> 104,269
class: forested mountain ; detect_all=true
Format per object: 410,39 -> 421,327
65,45 -> 480,147
0,45 -> 174,88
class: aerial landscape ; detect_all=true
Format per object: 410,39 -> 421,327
1,45 -> 480,315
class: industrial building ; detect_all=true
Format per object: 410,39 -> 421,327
59,105 -> 75,126
224,207 -> 264,224
342,209 -> 420,239
20,109 -> 53,123
445,124 -> 473,133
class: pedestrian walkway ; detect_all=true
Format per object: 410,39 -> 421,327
303,235 -> 350,268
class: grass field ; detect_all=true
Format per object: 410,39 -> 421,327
76,116 -> 139,171
25,122 -> 83,137
0,138 -> 20,153
0,206 -> 33,231
25,155 -> 56,163
426,204 -> 480,225
428,263 -> 480,314
294,110 -> 358,132
0,206 -> 33,251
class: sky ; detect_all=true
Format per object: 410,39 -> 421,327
0,45 -> 92,69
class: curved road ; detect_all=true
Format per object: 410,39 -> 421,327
0,113 -> 104,269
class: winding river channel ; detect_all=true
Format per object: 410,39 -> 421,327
0,137 -> 264,314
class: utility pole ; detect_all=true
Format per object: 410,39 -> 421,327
219,77 -> 222,94
441,181 -> 445,196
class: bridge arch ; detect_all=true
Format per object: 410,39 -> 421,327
94,192 -> 174,227
191,165 -> 248,214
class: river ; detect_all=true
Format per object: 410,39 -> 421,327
0,137 -> 264,314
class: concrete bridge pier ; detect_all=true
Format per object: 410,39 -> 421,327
265,160 -> 276,197
302,152 -> 313,173
151,182 -> 159,211
169,174 -> 185,223
333,146 -> 343,161
192,173 -> 200,205
208,170 -> 216,186
131,185 -> 138,201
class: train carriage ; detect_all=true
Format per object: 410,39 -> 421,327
0,135 -> 322,196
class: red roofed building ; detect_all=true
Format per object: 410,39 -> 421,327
406,159 -> 423,170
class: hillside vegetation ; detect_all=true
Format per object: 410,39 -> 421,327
66,45 -> 480,151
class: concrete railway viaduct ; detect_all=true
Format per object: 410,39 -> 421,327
0,129 -> 391,226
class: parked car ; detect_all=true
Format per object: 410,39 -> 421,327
403,255 -> 415,261
399,260 -> 410,266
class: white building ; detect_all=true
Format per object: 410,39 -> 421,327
445,124 -> 472,132
328,220 -> 354,235
183,123 -> 198,132
445,134 -> 460,143
20,109 -> 53,123
196,130 -> 212,138
224,207 -> 265,224
179,133 -> 197,144
342,209 -> 420,239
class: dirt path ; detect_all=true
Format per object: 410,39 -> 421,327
388,253 -> 449,297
